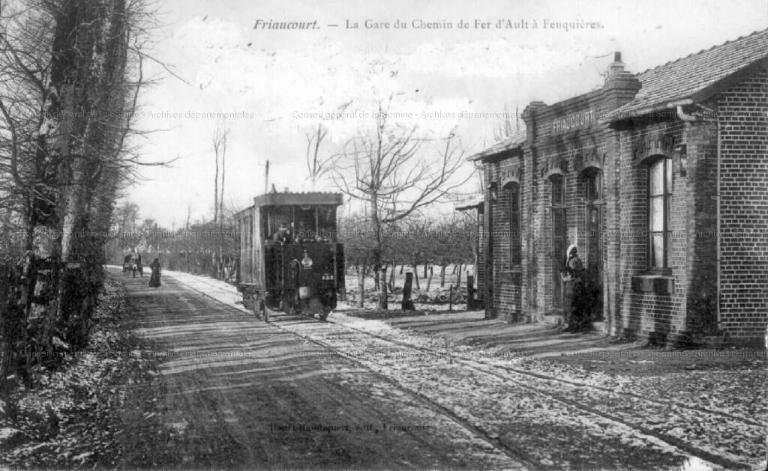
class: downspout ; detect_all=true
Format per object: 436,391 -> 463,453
676,104 -> 721,331
715,113 -> 721,331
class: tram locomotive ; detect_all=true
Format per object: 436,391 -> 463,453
235,191 -> 345,321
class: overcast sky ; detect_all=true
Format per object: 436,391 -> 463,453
129,0 -> 768,227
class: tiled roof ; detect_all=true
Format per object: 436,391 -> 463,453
454,195 -> 485,210
253,191 -> 344,208
467,132 -> 526,161
607,28 -> 768,120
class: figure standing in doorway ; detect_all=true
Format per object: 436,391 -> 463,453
562,245 -> 590,332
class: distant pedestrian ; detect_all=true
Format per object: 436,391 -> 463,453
136,253 -> 143,277
149,258 -> 161,288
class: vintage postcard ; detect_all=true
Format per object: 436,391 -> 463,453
0,0 -> 766,469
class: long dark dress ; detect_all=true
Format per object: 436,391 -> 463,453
149,261 -> 161,287
565,254 -> 590,331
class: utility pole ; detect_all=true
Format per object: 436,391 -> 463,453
264,160 -> 270,195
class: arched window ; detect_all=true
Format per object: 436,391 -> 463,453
582,167 -> 602,273
648,156 -> 672,269
504,182 -> 521,266
583,167 -> 601,203
550,174 -> 567,308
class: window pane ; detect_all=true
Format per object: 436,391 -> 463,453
585,172 -> 600,202
509,187 -> 521,265
650,160 -> 664,195
650,197 -> 664,231
665,158 -> 672,193
551,175 -> 563,205
651,234 -> 664,267
594,173 -> 601,200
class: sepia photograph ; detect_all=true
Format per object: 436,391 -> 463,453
0,0 -> 766,469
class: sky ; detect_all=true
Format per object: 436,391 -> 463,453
128,0 -> 768,227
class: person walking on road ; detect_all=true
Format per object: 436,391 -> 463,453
149,257 -> 162,288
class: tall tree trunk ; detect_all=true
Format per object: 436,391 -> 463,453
371,195 -> 387,309
220,140 -> 225,218
218,134 -> 226,279
379,265 -> 388,311
401,272 -> 414,310
357,264 -> 365,308
426,265 -> 434,292
214,151 -> 219,224
456,263 -> 463,290
440,264 -> 446,288
388,259 -> 395,290
413,261 -> 420,290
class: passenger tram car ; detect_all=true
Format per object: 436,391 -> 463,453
235,191 -> 345,321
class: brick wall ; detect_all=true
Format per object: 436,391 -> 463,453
716,69 -> 768,341
478,66 -> 767,344
615,119 -> 719,344
484,156 -> 524,320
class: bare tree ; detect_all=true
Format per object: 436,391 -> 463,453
212,125 -> 228,223
333,99 -> 470,309
0,0 -> 152,376
304,122 -> 337,190
493,103 -> 523,142
220,133 -> 226,218
210,124 -> 229,278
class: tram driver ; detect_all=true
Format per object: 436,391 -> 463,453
272,221 -> 293,243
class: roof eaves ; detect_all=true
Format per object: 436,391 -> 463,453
467,137 -> 526,162
603,98 -> 694,124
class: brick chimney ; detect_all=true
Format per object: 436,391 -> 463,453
602,51 -> 641,109
608,52 -> 625,78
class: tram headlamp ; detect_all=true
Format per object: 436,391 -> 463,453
301,250 -> 313,269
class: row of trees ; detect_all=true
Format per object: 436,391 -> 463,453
106,200 -> 477,309
339,210 -> 478,307
147,96 -> 478,310
328,100 -> 472,309
0,0 -> 148,380
107,203 -> 239,281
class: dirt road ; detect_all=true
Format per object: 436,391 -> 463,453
118,269 -> 762,470
117,271 -> 523,469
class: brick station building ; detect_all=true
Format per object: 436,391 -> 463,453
470,29 -> 768,345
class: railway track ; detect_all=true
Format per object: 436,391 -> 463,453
165,274 -> 532,468
328,316 -> 763,427
182,270 -> 759,426
274,314 -> 754,470
168,273 -> 758,469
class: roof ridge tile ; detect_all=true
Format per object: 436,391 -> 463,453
635,28 -> 766,77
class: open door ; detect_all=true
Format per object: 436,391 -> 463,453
550,174 -> 567,310
583,167 -> 604,321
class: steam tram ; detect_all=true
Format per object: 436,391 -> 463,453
235,191 -> 345,321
